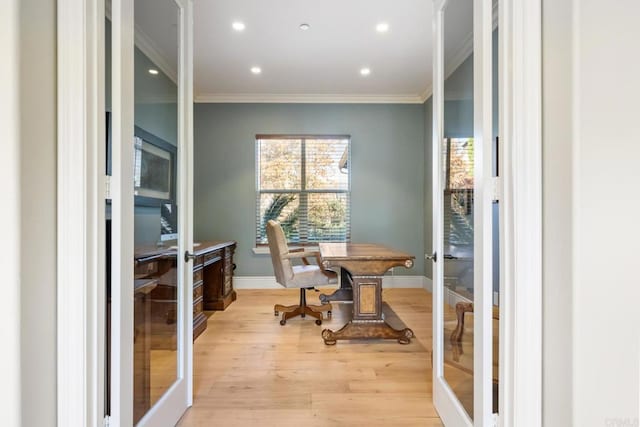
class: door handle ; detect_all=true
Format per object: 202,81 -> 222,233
426,252 -> 437,262
443,254 -> 459,260
184,250 -> 196,263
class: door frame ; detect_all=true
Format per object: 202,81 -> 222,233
57,0 -> 105,424
57,0 -> 195,425
431,0 -> 542,425
57,0 -> 541,425
497,0 -> 542,425
431,0 -> 495,424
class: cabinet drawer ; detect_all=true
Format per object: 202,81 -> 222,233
135,260 -> 157,276
193,268 -> 203,283
204,250 -> 222,265
193,284 -> 203,300
195,255 -> 204,267
193,298 -> 203,316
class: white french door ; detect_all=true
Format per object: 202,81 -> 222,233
109,0 -> 194,425
431,0 -> 496,425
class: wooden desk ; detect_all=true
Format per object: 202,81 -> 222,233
319,243 -> 415,345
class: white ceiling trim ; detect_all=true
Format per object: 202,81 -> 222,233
134,24 -> 178,85
419,1 -> 497,104
420,84 -> 433,103
106,0 -> 178,85
445,31 -> 473,80
195,93 -> 428,104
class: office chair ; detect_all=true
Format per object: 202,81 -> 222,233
266,220 -> 336,325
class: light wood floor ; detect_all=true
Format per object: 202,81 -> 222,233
177,288 -> 447,426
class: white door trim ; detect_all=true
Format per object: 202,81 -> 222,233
498,0 -> 543,425
2,1 -> 22,424
473,0 -> 495,423
432,0 -> 495,424
135,0 -> 194,422
431,0 -> 475,424
57,0 -> 105,426
432,0 -> 542,425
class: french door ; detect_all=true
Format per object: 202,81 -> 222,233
108,0 -> 194,425
431,0 -> 498,425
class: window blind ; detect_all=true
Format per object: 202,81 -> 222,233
443,137 -> 474,249
256,136 -> 351,245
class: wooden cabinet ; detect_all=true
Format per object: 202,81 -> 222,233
202,242 -> 237,311
134,240 -> 237,342
192,261 -> 207,340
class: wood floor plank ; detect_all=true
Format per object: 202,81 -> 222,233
177,288 -> 445,427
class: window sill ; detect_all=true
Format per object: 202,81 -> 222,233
252,246 -> 320,255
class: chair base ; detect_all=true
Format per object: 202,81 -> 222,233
274,288 -> 332,325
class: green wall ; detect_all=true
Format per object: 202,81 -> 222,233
106,19 -> 178,245
194,103 -> 425,276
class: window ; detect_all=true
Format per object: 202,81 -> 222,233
256,135 -> 351,245
443,137 -> 474,249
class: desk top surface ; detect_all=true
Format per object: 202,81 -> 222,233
318,243 -> 414,261
134,240 -> 236,262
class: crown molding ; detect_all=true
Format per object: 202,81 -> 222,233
194,92 -> 427,104
445,31 -> 474,80
105,0 -> 178,85
420,84 -> 433,103
134,24 -> 178,85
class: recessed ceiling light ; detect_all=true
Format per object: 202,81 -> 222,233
299,23 -> 310,31
376,22 -> 389,33
148,69 -> 159,75
251,66 -> 262,75
360,67 -> 371,76
232,21 -> 246,31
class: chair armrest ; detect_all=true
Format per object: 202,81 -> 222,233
283,249 -> 337,280
283,250 -> 320,260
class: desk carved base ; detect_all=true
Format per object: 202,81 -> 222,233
319,268 -> 353,304
319,288 -> 353,304
322,321 -> 414,345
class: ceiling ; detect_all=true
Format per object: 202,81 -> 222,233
192,0 -> 433,103
134,0 -> 478,104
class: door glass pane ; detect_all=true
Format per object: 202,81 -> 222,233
492,8 -> 500,414
442,0 -> 475,419
133,0 -> 180,424
105,3 -> 112,419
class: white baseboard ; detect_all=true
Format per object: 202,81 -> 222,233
424,276 -> 433,292
423,276 -> 500,306
382,275 -> 430,288
233,276 -> 281,289
234,275 -> 431,290
445,287 -> 472,307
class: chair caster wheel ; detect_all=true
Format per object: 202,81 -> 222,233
274,311 -> 279,316
279,319 -> 286,326
315,319 -> 322,326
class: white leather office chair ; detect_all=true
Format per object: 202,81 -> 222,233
266,220 -> 336,325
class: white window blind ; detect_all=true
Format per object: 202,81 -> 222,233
256,135 -> 351,245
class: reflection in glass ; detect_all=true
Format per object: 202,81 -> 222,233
492,16 -> 500,415
132,0 -> 180,424
441,0 -> 475,419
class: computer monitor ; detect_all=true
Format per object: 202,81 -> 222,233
160,203 -> 178,242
